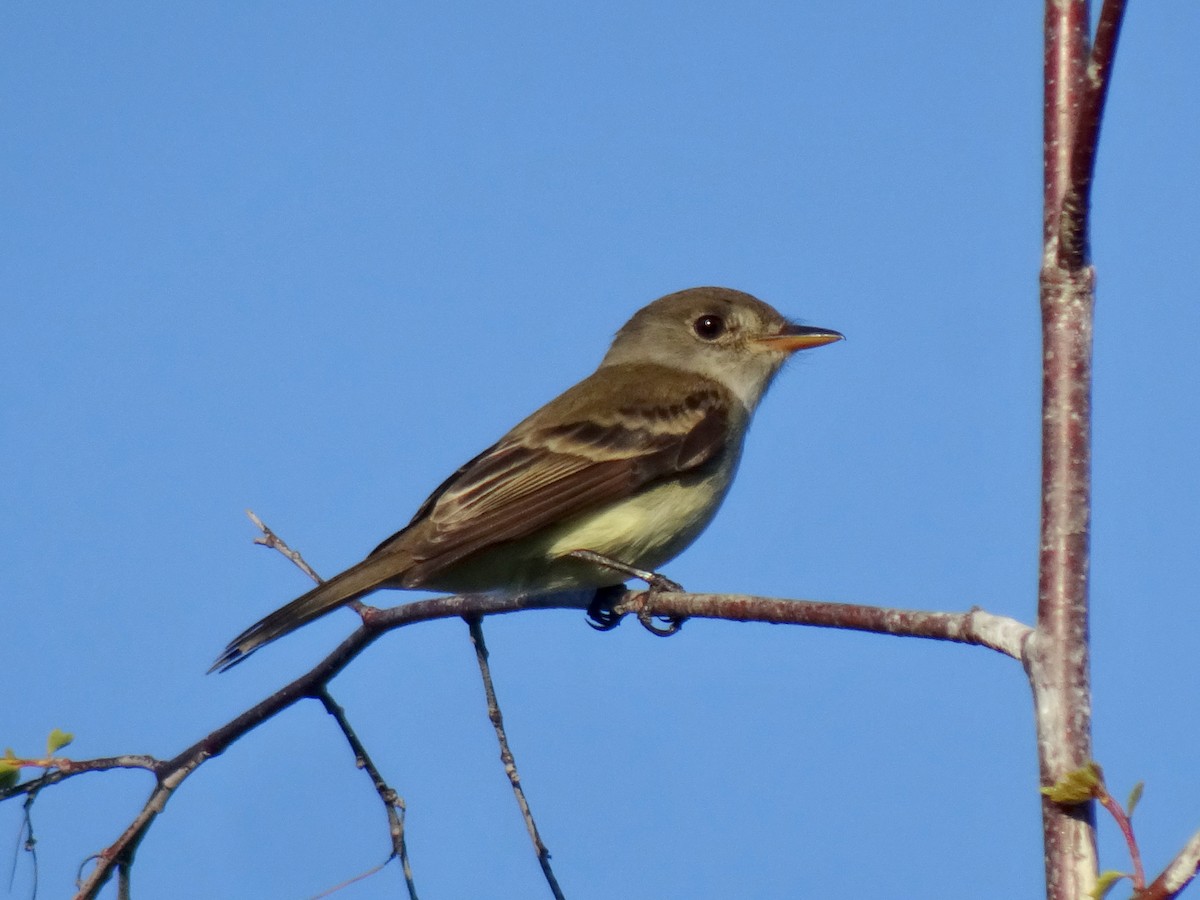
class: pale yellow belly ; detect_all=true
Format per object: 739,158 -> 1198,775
425,459 -> 737,595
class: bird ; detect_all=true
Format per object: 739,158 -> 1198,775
211,287 -> 842,671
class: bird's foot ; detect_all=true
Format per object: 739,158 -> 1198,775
636,602 -> 684,637
586,584 -> 627,631
571,550 -> 686,637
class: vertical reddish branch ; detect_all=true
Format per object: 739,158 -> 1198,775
1057,0 -> 1130,268
1032,266 -> 1097,900
1042,0 -> 1091,254
1031,0 -> 1127,896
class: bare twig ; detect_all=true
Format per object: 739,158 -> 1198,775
308,857 -> 394,899
1,756 -> 162,803
116,861 -> 130,900
1056,0 -> 1129,268
1139,831 -> 1200,900
1042,0 -> 1091,257
247,509 -> 323,584
314,687 -> 417,900
611,591 -> 1030,660
247,509 -> 375,616
466,617 -> 565,900
10,791 -> 39,895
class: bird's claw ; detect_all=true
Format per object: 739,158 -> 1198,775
585,579 -> 685,637
574,550 -> 687,636
586,584 -> 627,631
636,608 -> 684,636
645,572 -> 684,593
637,573 -> 685,635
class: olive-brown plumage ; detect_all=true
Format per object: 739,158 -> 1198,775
211,287 -> 841,671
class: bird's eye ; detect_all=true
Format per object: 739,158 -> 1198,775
693,314 -> 726,341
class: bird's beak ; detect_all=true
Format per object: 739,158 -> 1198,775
753,324 -> 845,353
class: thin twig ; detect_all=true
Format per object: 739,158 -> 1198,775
1,756 -> 163,803
1094,776 -> 1144,891
611,591 -> 1030,660
116,861 -> 130,900
1056,0 -> 1129,268
9,790 -> 39,895
314,687 -> 418,900
466,617 -> 565,900
1042,0 -> 1091,256
247,509 -> 323,584
308,857 -> 393,899
247,509 -> 374,615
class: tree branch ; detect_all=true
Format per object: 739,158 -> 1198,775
1042,0 -> 1091,257
1139,831 -> 1200,900
247,509 -> 323,585
467,618 -> 565,900
0,756 -> 162,803
1093,774 -> 1145,892
1036,0 -> 1131,894
314,687 -> 418,899
75,748 -> 207,898
4,586 -> 1028,897
1056,0 -> 1129,268
606,591 -> 1029,659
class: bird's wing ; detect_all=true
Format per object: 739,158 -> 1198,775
371,372 -> 731,585
211,369 -> 734,672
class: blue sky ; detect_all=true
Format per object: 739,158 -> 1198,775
3,3 -> 1198,898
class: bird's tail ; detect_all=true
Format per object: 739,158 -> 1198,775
209,553 -> 404,673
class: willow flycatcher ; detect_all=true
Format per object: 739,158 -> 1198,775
211,286 -> 841,671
